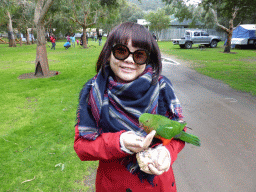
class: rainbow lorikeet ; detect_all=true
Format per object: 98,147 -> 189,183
139,113 -> 201,146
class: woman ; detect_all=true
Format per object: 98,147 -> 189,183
74,22 -> 185,192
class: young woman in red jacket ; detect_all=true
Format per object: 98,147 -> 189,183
74,22 -> 185,192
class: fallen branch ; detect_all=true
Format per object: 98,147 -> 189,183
22,146 -> 32,152
2,137 -> 18,145
55,163 -> 65,171
2,138 -> 9,142
21,176 -> 36,184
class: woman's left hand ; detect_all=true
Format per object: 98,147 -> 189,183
136,145 -> 171,175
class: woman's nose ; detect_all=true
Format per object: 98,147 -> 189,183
124,53 -> 135,63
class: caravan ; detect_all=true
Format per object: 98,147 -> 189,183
231,24 -> 256,48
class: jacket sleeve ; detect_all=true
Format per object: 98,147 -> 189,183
165,139 -> 185,165
74,125 -> 130,161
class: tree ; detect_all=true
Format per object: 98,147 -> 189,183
162,0 -> 193,22
128,0 -> 166,11
34,0 -> 53,77
162,0 -> 208,29
97,6 -> 120,35
48,2 -> 78,39
98,0 -> 144,35
195,4 -> 216,29
69,0 -> 119,49
202,0 -> 256,53
119,1 -> 144,23
20,0 -> 36,45
145,8 -> 171,40
0,0 -> 19,47
12,0 -> 36,46
70,0 -> 101,49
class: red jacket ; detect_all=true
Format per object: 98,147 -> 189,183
74,125 -> 185,192
50,36 -> 55,43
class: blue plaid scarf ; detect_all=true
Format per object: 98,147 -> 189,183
77,65 -> 182,186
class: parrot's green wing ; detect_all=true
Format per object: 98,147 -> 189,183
156,119 -> 186,139
139,113 -> 186,139
139,113 -> 201,147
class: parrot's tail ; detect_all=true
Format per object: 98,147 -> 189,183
175,132 -> 201,146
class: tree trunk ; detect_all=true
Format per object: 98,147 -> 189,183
7,11 -> 16,47
211,8 -> 238,53
19,33 -> 23,46
224,31 -> 232,53
34,0 -> 53,77
223,20 -> 234,53
26,28 -> 31,45
31,28 -> 35,44
82,27 -> 88,49
35,24 -> 49,77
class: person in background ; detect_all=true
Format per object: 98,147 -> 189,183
66,35 -> 70,42
86,33 -> 89,44
70,34 -> 76,47
74,22 -> 186,192
64,41 -> 71,49
80,33 -> 83,46
98,33 -> 102,46
94,32 -> 97,42
152,33 -> 157,41
50,35 -> 56,50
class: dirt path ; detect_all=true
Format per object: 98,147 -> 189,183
162,53 -> 256,192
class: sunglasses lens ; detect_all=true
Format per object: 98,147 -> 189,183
113,45 -> 129,60
134,50 -> 148,64
112,44 -> 149,64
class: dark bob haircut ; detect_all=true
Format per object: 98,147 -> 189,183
96,22 -> 162,84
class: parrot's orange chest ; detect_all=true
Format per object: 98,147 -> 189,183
141,124 -> 172,146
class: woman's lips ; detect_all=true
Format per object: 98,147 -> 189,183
120,66 -> 135,72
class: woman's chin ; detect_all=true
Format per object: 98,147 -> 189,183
116,74 -> 136,83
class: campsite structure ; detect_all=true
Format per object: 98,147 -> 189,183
231,24 -> 256,48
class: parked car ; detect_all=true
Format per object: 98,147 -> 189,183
171,30 -> 222,49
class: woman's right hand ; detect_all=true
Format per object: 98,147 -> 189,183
120,130 -> 156,153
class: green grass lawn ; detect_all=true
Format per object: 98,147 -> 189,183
0,39 -> 101,191
158,41 -> 256,96
0,39 -> 255,191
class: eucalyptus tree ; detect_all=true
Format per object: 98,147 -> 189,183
119,0 -> 143,23
97,0 -> 144,35
23,1 -> 36,44
162,0 -> 193,22
145,8 -> 171,40
69,0 -> 101,48
97,6 -> 120,35
0,0 -> 19,47
69,0 -> 119,49
202,0 -> 256,53
196,4 -> 216,29
34,0 -> 53,77
13,0 -> 36,45
49,2 -> 79,38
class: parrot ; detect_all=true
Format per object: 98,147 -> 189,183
139,113 -> 201,147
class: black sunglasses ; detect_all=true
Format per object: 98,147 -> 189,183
111,44 -> 150,65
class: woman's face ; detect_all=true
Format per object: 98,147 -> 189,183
109,39 -> 146,83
